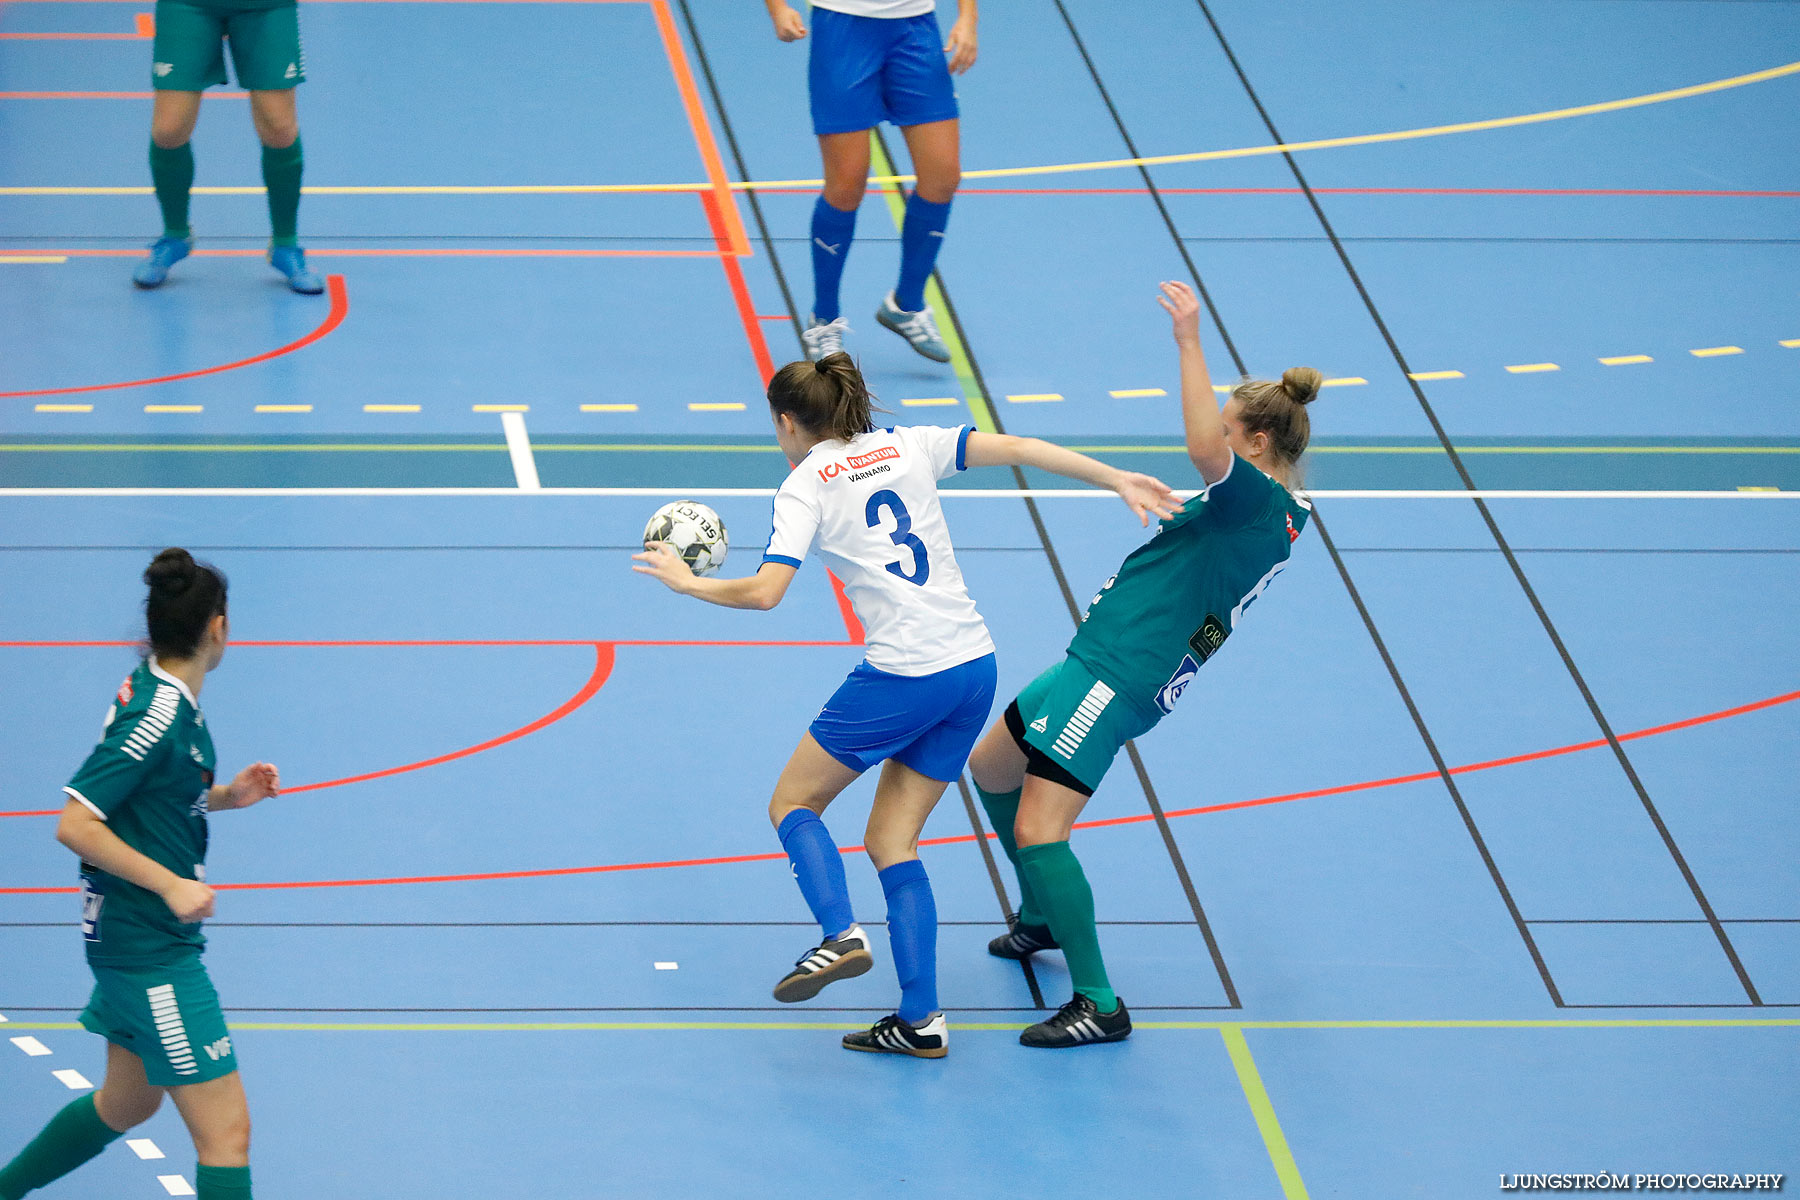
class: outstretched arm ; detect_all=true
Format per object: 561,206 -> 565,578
1158,281 -> 1233,485
633,546 -> 799,611
964,432 -> 1180,526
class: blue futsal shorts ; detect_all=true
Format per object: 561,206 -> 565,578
809,653 -> 997,781
809,7 -> 959,136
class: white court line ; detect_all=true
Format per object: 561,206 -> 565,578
158,1176 -> 196,1197
51,1069 -> 92,1089
0,488 -> 1791,500
654,962 -> 679,971
127,1139 -> 167,1160
500,412 -> 540,491
11,1035 -> 51,1056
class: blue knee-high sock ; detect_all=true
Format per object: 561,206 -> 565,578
778,809 -> 855,941
894,192 -> 951,313
879,858 -> 938,1025
810,196 -> 858,322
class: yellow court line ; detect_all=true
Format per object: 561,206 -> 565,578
1739,486 -> 1780,492
1110,388 -> 1167,398
473,404 -> 528,413
1223,1027 -> 1311,1199
1007,393 -> 1064,403
1506,363 -> 1560,374
901,397 -> 960,407
1323,377 -> 1367,387
1780,339 -> 1800,349
32,404 -> 90,413
0,255 -> 68,264
7,60 -> 1796,197
581,404 -> 639,413
254,405 -> 312,414
363,405 -> 421,414
142,405 -> 201,414
1600,355 -> 1654,366
1691,345 -> 1744,358
1407,370 -> 1464,381
688,402 -> 746,412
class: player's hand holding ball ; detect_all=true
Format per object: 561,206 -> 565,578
634,501 -> 729,593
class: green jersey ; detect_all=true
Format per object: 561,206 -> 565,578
1068,453 -> 1310,719
64,659 -> 217,968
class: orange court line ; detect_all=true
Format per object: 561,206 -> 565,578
649,0 -> 750,257
135,11 -> 154,35
0,31 -> 144,38
0,91 -> 247,99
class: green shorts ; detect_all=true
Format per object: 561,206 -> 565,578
1008,656 -> 1159,794
152,0 -> 305,92
80,954 -> 237,1087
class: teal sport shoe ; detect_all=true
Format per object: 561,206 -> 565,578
131,234 -> 192,288
876,291 -> 950,363
267,243 -> 324,295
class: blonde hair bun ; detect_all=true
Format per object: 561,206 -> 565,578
1281,366 -> 1323,406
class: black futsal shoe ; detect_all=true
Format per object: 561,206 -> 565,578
842,1012 -> 949,1059
988,920 -> 1059,960
1020,994 -> 1132,1048
772,924 -> 873,1003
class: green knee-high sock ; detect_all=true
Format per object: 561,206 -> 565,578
0,1093 -> 124,1200
974,783 -> 1045,929
261,137 -> 303,247
1017,841 -> 1117,1013
197,1164 -> 252,1199
149,141 -> 195,238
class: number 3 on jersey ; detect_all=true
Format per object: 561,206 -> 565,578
866,489 -> 930,585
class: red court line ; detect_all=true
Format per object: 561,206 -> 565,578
0,31 -> 144,38
23,248 -> 722,259
0,273 -> 347,399
5,687 -> 1792,890
0,91 -> 249,99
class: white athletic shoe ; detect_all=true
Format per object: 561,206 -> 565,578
875,292 -> 950,363
801,314 -> 849,362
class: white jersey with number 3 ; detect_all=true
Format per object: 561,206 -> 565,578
763,425 -> 994,677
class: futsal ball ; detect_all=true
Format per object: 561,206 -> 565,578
643,501 -> 729,577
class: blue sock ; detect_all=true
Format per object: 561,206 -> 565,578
879,858 -> 939,1025
777,809 -> 855,940
810,196 -> 857,322
894,192 -> 951,313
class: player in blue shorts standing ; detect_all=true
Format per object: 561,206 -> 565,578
967,282 -> 1320,1048
0,550 -> 278,1200
634,353 -> 1175,1057
764,0 -> 977,363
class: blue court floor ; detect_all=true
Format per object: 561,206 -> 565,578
3,2 -> 1798,1197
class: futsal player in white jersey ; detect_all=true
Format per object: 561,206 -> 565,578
634,354 -> 1177,1057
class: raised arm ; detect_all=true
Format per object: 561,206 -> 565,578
964,432 -> 1179,527
57,800 -> 214,921
633,549 -> 799,612
1158,280 -> 1233,485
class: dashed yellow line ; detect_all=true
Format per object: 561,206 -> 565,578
581,404 -> 638,413
1780,339 -> 1800,349
901,397 -> 959,407
1407,370 -> 1464,381
1323,377 -> 1366,387
1599,355 -> 1654,366
363,404 -> 420,414
1506,363 -> 1560,374
1690,345 -> 1744,358
1738,486 -> 1780,492
143,405 -> 201,414
33,404 -> 90,413
0,255 -> 67,264
472,404 -> 528,414
254,405 -> 311,414
688,402 -> 745,412
1007,393 -> 1064,403
1109,388 -> 1167,398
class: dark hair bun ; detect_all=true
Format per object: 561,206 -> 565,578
1281,367 -> 1323,406
144,547 -> 199,597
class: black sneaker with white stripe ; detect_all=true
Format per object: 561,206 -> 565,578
772,924 -> 873,1003
842,1012 -> 948,1059
1019,994 -> 1131,1048
988,920 -> 1059,960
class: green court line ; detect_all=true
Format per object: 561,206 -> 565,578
868,133 -> 999,434
4,1018 -> 1795,1033
1222,1026 -> 1311,1200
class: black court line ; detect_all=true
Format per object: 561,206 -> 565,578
1528,918 -> 1800,925
1183,0 -> 1764,1006
1342,548 -> 1800,557
955,777 -> 1047,1009
1050,0 -> 1552,1005
871,122 -> 1243,1009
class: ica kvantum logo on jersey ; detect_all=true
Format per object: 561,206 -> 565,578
819,445 -> 900,482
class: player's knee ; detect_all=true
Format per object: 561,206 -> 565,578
1013,808 -> 1065,849
256,118 -> 298,149
150,120 -> 192,150
914,167 -> 959,205
821,180 -> 865,212
196,1111 -> 251,1165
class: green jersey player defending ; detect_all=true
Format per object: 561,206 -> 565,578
132,0 -> 321,293
967,281 -> 1318,1048
0,550 -> 279,1200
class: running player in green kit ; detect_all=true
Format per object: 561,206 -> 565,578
132,0 -> 322,292
967,281 -> 1319,1048
0,550 -> 278,1200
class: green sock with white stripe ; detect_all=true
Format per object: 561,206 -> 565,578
0,1093 -> 123,1200
974,783 -> 1046,929
197,1163 -> 252,1199
1017,840 -> 1118,1014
